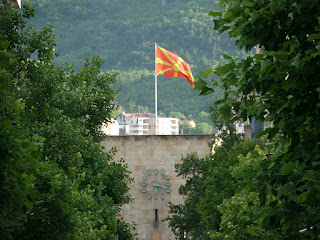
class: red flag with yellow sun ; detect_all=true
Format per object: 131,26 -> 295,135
156,46 -> 194,87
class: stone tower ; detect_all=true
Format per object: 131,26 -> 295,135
101,135 -> 212,239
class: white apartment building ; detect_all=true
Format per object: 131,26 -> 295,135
117,113 -> 155,135
128,115 -> 154,135
157,117 -> 179,135
116,112 -> 179,135
117,113 -> 131,134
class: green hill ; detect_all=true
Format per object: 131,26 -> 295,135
28,0 -> 246,119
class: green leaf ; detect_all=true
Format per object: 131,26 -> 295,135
311,50 -> 320,58
195,68 -> 213,79
199,86 -> 215,96
292,2 -> 301,13
242,0 -> 254,8
209,11 -> 222,17
249,10 -> 259,23
254,53 -> 264,61
307,33 -> 320,41
290,55 -> 301,69
214,99 -> 224,105
277,181 -> 294,197
219,103 -> 232,118
288,12 -> 294,20
303,170 -> 316,180
261,215 -> 270,229
240,215 -> 251,221
222,54 -> 233,60
193,78 -> 215,96
214,63 -> 234,76
0,40 -> 10,49
260,59 -> 272,73
194,78 -> 208,88
280,162 -> 296,175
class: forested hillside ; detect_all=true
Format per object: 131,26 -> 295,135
28,0 -> 246,118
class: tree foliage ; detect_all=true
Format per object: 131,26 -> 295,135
209,146 -> 268,240
166,122 -> 264,239
193,0 -> 320,239
0,2 -> 134,239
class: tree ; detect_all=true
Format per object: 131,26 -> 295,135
209,146 -> 269,240
191,122 -> 212,134
195,111 -> 212,125
167,122 -> 263,239
0,35 -> 45,240
0,2 -> 134,239
168,111 -> 187,120
195,0 -> 320,238
125,100 -> 137,113
166,152 -> 210,239
179,122 -> 193,134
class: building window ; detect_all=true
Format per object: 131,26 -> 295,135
154,209 -> 158,223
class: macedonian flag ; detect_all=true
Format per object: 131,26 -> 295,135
156,46 -> 194,87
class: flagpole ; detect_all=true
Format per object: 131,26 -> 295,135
155,42 -> 158,135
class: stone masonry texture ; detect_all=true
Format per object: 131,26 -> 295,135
101,135 -> 213,240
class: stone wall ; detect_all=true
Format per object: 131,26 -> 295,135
101,135 -> 212,240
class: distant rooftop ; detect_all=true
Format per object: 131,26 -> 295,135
119,113 -> 155,119
9,0 -> 21,8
